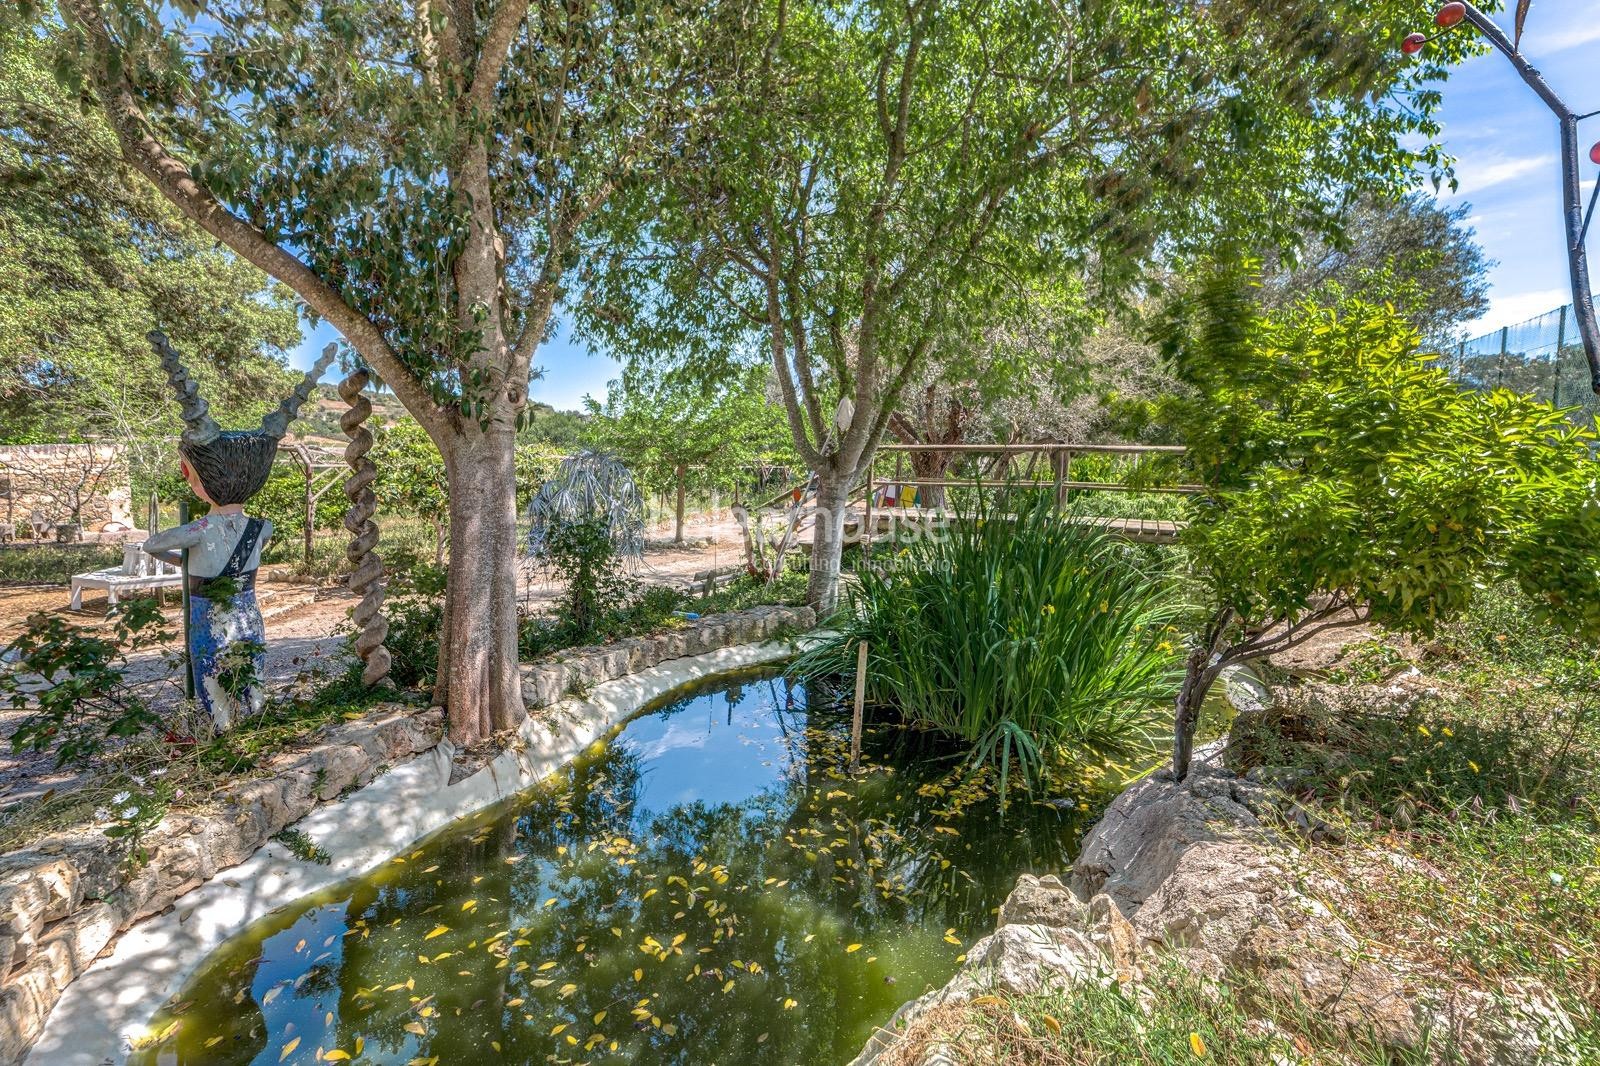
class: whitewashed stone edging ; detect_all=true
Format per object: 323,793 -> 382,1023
26,629 -> 810,1065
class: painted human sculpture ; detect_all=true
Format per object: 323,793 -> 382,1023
142,332 -> 333,732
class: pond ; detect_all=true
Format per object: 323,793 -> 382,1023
132,666 -> 1129,1065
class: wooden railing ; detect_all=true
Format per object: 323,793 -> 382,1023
857,442 -> 1195,545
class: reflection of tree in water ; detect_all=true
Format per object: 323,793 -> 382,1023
135,670 -> 1106,1065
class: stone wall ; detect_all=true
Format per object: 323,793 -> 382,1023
0,445 -> 132,535
1,603 -> 814,1066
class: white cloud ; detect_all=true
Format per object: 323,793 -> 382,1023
1459,287 -> 1571,338
1446,153 -> 1557,199
1541,19 -> 1600,54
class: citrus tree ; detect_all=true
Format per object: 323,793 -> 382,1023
1163,278 -> 1600,779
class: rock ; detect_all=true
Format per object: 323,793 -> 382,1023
1085,893 -> 1139,983
996,874 -> 1087,929
1234,924 -> 1420,1053
1219,663 -> 1274,713
1422,981 -> 1582,1066
1130,841 -> 1294,965
846,923 -> 1116,1066
1071,742 -> 1274,914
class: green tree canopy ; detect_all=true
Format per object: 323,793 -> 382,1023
1261,193 -> 1491,347
0,21 -> 300,445
1161,276 -> 1600,778
581,0 -> 1475,608
583,363 -> 794,542
37,0 -> 757,740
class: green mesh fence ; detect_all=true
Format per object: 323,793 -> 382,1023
1449,299 -> 1600,427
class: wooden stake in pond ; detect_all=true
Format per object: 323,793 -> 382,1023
850,639 -> 868,773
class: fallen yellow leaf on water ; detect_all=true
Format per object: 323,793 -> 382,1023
1190,1032 -> 1208,1057
205,1036 -> 224,1048
424,925 -> 449,940
279,1037 -> 300,1061
461,899 -> 477,911
355,1037 -> 364,1055
845,943 -> 862,953
594,1010 -> 607,1024
551,1024 -> 567,1036
722,979 -> 735,993
782,998 -> 798,1010
491,1041 -> 501,1052
538,961 -> 558,971
324,1052 -> 351,1062
404,1021 -> 427,1037
633,968 -> 644,981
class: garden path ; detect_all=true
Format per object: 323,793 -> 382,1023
0,513 -> 749,802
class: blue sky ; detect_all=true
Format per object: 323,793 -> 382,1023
286,0 -> 1599,405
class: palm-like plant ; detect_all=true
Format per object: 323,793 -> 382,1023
793,491 -> 1183,795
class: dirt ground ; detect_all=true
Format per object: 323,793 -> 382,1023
0,514 -> 751,803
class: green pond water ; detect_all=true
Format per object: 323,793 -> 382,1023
132,667 -> 1129,1066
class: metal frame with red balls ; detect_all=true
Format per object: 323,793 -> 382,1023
1405,1 -> 1600,396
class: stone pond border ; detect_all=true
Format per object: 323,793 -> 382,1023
5,604 -> 813,1066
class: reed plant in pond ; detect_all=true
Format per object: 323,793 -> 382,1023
793,491 -> 1184,793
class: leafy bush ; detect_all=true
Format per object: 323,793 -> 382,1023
793,492 -> 1183,794
521,518 -> 689,656
3,598 -> 173,765
379,549 -> 448,690
1156,276 -> 1600,778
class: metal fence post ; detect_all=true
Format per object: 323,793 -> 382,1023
1497,326 -> 1509,389
1555,305 -> 1568,406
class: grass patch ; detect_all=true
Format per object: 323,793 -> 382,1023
884,959 -> 1431,1065
1228,582 -> 1600,1052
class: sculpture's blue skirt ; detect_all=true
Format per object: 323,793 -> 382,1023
188,587 -> 266,731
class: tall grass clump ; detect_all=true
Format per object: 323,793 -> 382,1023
793,491 -> 1183,792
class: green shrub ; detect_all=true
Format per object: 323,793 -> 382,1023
793,491 -> 1183,794
521,520 -> 690,657
378,549 -> 447,690
0,544 -> 121,587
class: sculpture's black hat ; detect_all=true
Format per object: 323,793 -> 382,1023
150,331 -> 335,506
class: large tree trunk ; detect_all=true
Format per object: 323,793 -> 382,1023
805,468 -> 853,614
907,449 -> 952,509
435,428 -> 526,746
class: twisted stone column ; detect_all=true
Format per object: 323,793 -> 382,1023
340,368 -> 391,686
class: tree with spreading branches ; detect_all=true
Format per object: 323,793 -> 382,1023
583,0 -> 1473,610
34,0 -> 746,743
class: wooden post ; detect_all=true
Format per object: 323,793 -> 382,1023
1052,447 -> 1067,511
862,452 -> 873,561
850,639 -> 868,774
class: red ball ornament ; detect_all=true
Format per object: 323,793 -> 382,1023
1591,142 -> 1600,166
1435,2 -> 1467,28
1402,32 -> 1428,54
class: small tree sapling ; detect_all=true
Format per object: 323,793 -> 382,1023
1162,277 -> 1600,779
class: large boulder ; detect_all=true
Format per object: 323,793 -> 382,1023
1071,741 -> 1277,915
